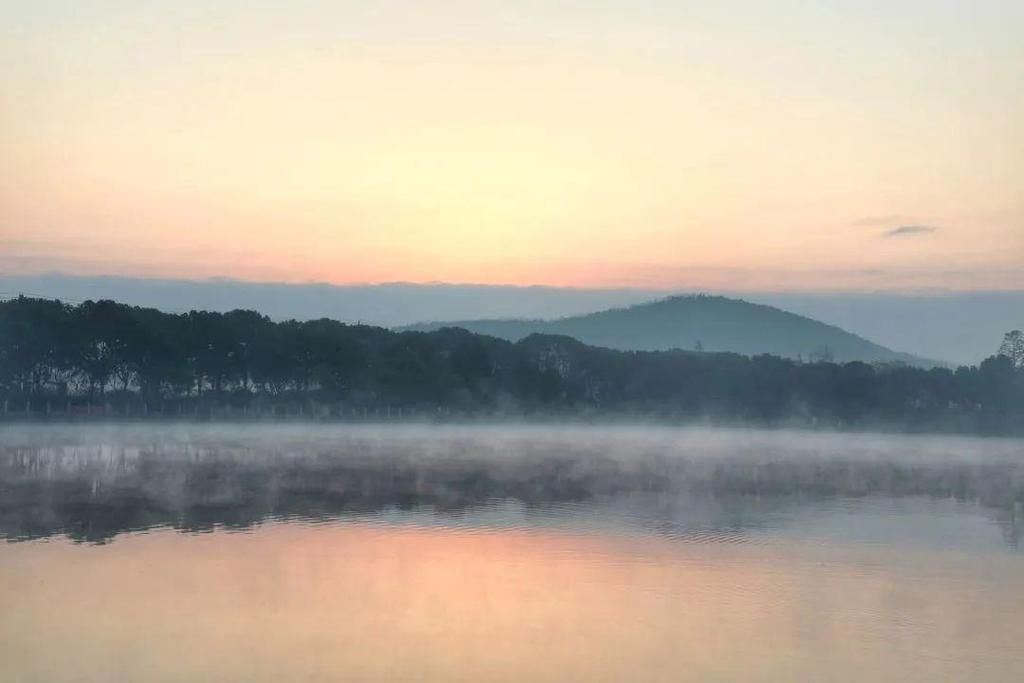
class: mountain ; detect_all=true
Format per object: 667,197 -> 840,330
741,291 -> 1022,366
0,273 -> 665,328
4,274 -> 1021,363
402,295 -> 935,366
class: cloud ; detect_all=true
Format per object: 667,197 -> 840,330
882,225 -> 938,238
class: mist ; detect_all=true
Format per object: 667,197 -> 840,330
4,422 -> 1022,546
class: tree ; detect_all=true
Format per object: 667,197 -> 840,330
998,330 -> 1024,368
0,296 -> 75,397
0,296 -> 1021,434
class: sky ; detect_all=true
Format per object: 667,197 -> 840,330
2,0 -> 1022,290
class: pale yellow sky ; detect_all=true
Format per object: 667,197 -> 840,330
2,1 -> 1022,289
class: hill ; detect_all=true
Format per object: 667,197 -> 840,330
7,274 -> 1023,363
403,295 -> 934,366
3,296 -> 1020,434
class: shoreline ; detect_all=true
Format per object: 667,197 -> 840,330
2,412 -> 1022,440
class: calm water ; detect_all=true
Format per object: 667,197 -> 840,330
2,424 -> 1023,682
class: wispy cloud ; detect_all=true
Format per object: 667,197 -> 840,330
882,225 -> 938,238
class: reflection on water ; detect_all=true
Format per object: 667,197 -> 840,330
1,424 -> 1023,682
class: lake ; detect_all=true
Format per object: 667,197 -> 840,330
2,423 -> 1023,682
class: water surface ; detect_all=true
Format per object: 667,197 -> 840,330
2,424 -> 1023,682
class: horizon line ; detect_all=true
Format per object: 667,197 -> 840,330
4,270 -> 1024,297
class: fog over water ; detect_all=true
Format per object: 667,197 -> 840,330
2,424 -> 1023,681
3,423 -> 1023,545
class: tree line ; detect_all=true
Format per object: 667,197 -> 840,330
0,296 -> 1021,433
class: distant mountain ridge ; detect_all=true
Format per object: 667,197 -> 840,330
403,295 -> 935,366
5,274 -> 1022,363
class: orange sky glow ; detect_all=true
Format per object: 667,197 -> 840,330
2,1 -> 1022,290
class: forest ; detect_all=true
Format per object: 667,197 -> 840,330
0,296 -> 1021,434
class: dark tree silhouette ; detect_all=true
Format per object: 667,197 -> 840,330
1,296 -> 1021,434
999,330 -> 1024,368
